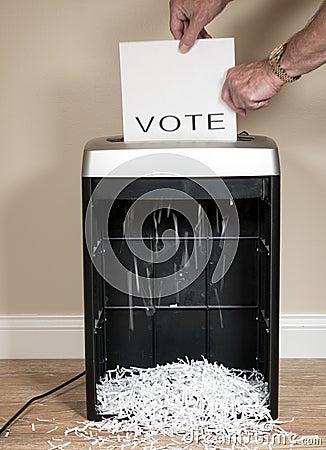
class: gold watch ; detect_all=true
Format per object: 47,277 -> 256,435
269,43 -> 301,83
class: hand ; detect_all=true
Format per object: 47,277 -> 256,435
221,59 -> 285,116
170,0 -> 230,53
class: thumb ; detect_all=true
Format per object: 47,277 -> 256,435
179,16 -> 205,53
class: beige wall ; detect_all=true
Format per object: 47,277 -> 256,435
0,0 -> 325,316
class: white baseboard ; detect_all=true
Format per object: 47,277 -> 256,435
280,314 -> 326,358
0,315 -> 85,359
0,314 -> 325,359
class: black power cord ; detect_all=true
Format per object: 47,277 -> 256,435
0,370 -> 86,437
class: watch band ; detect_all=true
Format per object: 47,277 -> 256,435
269,43 -> 301,83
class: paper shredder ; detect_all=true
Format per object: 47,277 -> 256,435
82,134 -> 280,421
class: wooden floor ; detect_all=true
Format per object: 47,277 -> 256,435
0,359 -> 325,449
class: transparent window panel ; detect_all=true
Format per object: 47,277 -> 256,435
154,239 -> 206,307
208,309 -> 257,369
152,204 -> 199,239
108,199 -> 155,239
206,198 -> 259,238
260,248 -> 271,321
156,310 -> 206,364
104,238 -> 155,307
222,177 -> 263,200
237,198 -> 259,236
105,310 -> 153,369
92,267 -> 105,319
258,319 -> 270,381
208,239 -> 258,306
95,318 -> 106,379
260,199 -> 271,245
107,198 -> 207,240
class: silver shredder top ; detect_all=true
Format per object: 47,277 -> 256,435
82,135 -> 280,178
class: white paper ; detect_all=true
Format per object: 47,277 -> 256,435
119,39 -> 237,142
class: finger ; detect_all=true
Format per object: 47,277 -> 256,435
200,27 -> 212,39
223,75 -> 248,115
221,82 -> 245,115
183,19 -> 189,35
252,100 -> 270,110
261,100 -> 270,108
230,90 -> 247,111
244,99 -> 270,111
222,83 -> 246,116
170,14 -> 184,40
179,13 -> 207,53
236,107 -> 246,116
198,28 -> 212,39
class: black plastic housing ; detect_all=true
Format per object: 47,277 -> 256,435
82,175 -> 280,421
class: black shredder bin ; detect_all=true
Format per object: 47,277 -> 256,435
82,134 -> 280,421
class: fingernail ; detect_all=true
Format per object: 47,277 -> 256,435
179,43 -> 189,54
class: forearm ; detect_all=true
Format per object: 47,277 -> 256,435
281,1 -> 326,77
222,1 -> 326,114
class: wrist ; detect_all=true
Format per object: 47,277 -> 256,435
269,43 -> 301,83
278,49 -> 301,78
263,59 -> 285,89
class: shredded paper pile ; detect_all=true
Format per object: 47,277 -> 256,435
96,358 -> 271,434
33,358 -> 302,449
62,358 -> 291,449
